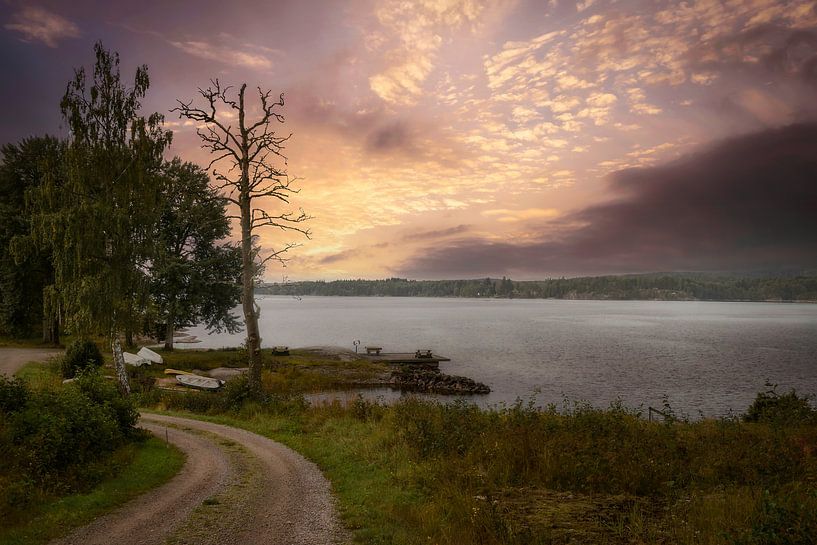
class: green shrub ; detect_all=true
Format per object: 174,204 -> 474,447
75,369 -> 139,435
8,386 -> 121,486
221,372 -> 251,411
126,364 -> 156,394
730,487 -> 817,544
0,369 -> 140,516
61,338 -> 104,379
0,375 -> 28,413
743,383 -> 816,426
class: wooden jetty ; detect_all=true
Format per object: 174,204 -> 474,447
363,350 -> 451,369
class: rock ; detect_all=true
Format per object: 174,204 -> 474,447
390,368 -> 490,394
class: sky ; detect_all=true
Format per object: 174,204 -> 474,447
1,0 -> 816,280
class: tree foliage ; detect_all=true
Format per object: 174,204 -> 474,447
260,273 -> 817,301
0,137 -> 61,339
152,158 -> 242,349
27,42 -> 171,341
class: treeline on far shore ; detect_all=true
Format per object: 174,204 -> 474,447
258,273 -> 817,302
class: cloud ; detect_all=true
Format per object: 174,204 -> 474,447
319,249 -> 358,265
403,225 -> 471,241
399,123 -> 817,278
482,208 -> 560,222
4,5 -> 80,47
367,0 -> 498,104
169,39 -> 274,70
366,121 -> 414,153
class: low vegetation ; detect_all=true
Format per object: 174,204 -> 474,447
5,350 -> 816,544
142,360 -> 817,545
0,437 -> 184,545
60,338 -> 104,378
0,361 -> 182,542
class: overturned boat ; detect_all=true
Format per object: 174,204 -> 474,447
123,352 -> 150,367
137,346 -> 163,365
175,373 -> 224,391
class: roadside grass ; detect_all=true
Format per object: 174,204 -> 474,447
0,333 -> 80,349
147,397 -> 817,545
20,355 -> 815,544
0,437 -> 184,545
134,347 -> 388,393
13,358 -> 62,388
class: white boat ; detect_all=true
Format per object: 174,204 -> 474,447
176,374 -> 224,391
123,352 -> 150,367
137,346 -> 163,365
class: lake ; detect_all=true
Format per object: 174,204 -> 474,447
182,296 -> 817,417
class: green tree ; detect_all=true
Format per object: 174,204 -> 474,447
0,136 -> 62,341
152,158 -> 242,350
28,42 -> 171,390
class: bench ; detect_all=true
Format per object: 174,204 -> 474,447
365,346 -> 382,355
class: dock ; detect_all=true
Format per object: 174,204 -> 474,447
363,352 -> 451,369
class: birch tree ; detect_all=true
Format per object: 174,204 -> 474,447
173,81 -> 310,393
29,43 -> 170,392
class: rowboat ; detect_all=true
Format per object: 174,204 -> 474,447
137,347 -> 163,364
176,374 -> 224,391
123,352 -> 150,366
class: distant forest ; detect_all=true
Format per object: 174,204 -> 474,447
258,274 -> 817,302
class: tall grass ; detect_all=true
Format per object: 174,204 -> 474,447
149,387 -> 817,544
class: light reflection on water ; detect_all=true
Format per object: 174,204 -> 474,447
183,296 -> 817,417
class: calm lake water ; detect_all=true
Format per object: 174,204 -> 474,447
183,296 -> 817,417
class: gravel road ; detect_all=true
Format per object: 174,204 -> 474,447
51,414 -> 350,545
0,347 -> 62,376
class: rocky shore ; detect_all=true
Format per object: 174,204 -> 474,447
390,368 -> 491,395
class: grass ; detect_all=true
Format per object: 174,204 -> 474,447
15,351 -> 817,544
144,395 -> 817,545
13,358 -> 62,387
0,437 -> 185,545
0,334 -> 80,349
134,347 -> 389,394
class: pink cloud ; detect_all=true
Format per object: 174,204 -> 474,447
4,5 -> 80,48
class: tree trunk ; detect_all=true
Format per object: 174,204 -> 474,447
164,301 -> 175,351
112,337 -> 131,396
50,314 -> 59,346
164,321 -> 175,351
41,301 -> 60,345
42,314 -> 50,344
240,195 -> 261,394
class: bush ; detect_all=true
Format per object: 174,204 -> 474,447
61,338 -> 104,379
0,375 -> 28,414
75,368 -> 139,435
0,369 -> 140,516
7,387 -> 121,487
743,383 -> 816,426
127,364 -> 156,394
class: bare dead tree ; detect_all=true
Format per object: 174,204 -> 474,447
173,81 -> 310,393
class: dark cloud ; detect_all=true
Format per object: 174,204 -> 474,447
692,23 -> 817,86
399,123 -> 817,279
366,122 -> 413,153
318,248 -> 359,265
402,224 -> 470,241
287,91 -> 423,155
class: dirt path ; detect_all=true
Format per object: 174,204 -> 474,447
52,414 -> 350,545
0,347 -> 62,376
52,422 -> 234,545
